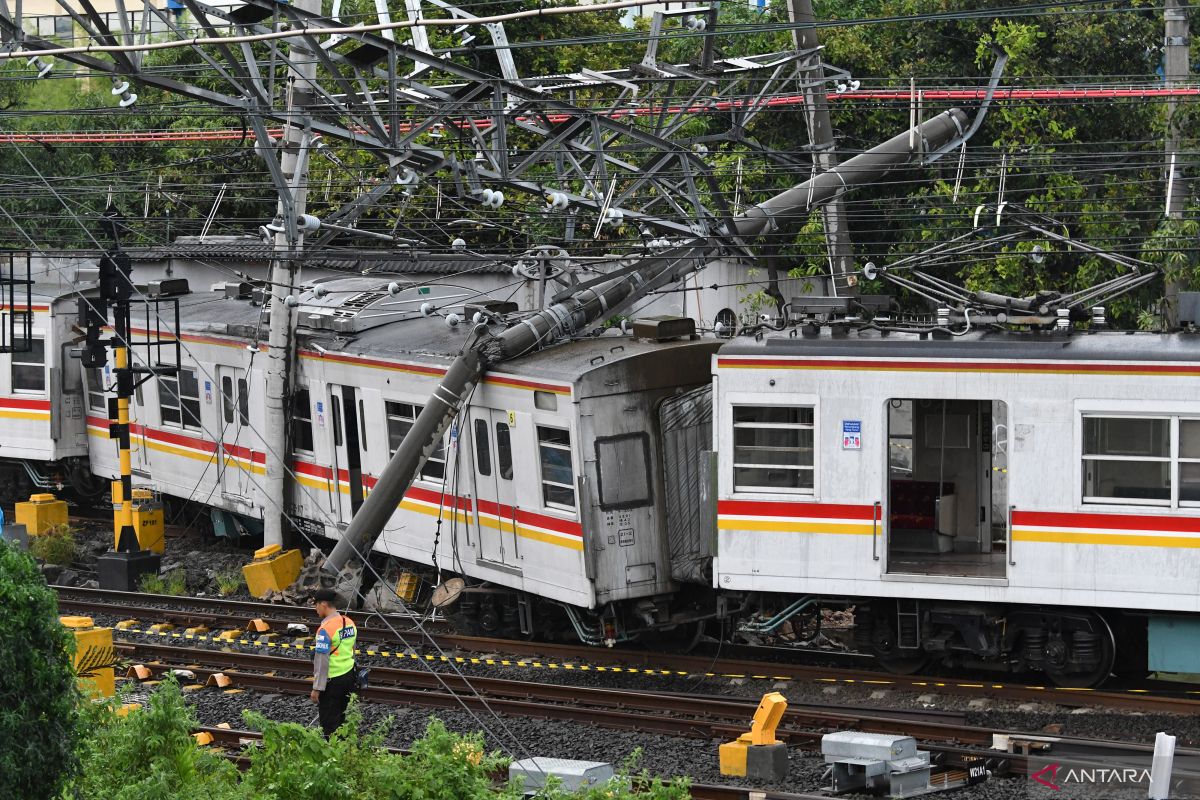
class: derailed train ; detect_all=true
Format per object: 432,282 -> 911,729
7,273 -> 1200,686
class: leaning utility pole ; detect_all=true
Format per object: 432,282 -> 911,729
788,0 -> 856,295
262,0 -> 320,548
1163,0 -> 1190,327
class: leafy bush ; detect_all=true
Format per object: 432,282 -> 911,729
214,568 -> 244,597
64,684 -> 692,799
30,523 -> 78,566
140,569 -> 187,596
0,540 -> 79,798
71,677 -> 239,800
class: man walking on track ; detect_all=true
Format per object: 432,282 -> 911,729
309,588 -> 358,736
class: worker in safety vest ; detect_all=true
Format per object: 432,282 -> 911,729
310,588 -> 358,736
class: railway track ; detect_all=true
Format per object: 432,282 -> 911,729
58,585 -> 1200,714
115,638 -> 1200,791
195,725 -> 829,800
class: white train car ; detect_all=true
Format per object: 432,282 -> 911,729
0,280 -> 94,500
712,330 -> 1200,684
88,277 -> 720,637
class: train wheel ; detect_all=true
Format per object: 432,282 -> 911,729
1045,614 -> 1116,689
876,652 -> 932,675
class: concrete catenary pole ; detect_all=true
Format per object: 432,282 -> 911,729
263,0 -> 320,548
1163,0 -> 1190,328
323,109 -> 968,579
788,0 -> 856,295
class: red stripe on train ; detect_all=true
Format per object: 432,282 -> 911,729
1013,510 -> 1200,533
717,499 -> 877,520
717,357 -> 1200,374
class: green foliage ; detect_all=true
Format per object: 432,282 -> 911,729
139,569 -> 187,596
0,540 -> 79,798
70,677 -> 240,800
30,523 -> 78,566
214,568 -> 245,597
65,686 -> 690,799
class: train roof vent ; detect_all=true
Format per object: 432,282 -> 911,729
331,291 -> 387,318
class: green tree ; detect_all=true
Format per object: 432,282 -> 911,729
0,540 -> 80,798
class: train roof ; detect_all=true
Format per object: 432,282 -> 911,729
720,328 -> 1200,363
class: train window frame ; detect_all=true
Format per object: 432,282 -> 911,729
385,400 -> 446,483
536,425 -> 576,511
730,402 -> 816,495
158,366 -> 201,431
11,335 -> 45,393
1079,412 -> 1200,509
291,388 -> 314,454
595,433 -> 653,511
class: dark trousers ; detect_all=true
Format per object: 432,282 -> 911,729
318,670 -> 356,736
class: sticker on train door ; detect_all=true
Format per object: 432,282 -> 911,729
316,400 -> 325,427
507,410 -> 516,427
842,420 -> 862,450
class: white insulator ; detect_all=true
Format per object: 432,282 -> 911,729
605,208 -> 624,222
936,307 -> 950,326
420,302 -> 434,316
489,190 -> 505,209
836,83 -> 848,94
714,321 -> 725,335
452,237 -> 467,251
512,264 -> 523,277
284,295 -> 299,308
395,168 -> 418,186
313,285 -> 329,299
387,282 -> 401,296
849,79 -> 861,91
296,213 -> 321,233
472,312 -> 484,325
111,80 -> 130,95
445,313 -> 461,327
118,93 -> 137,108
480,189 -> 495,206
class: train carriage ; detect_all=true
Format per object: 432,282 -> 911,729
713,329 -> 1200,683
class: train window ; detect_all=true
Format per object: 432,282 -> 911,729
596,433 -> 652,510
534,391 -> 557,412
11,336 -> 45,393
496,422 -> 513,480
358,399 -> 368,451
475,419 -> 491,477
86,368 -> 106,411
237,379 -> 249,426
732,405 -> 814,493
1082,416 -> 1170,505
291,389 -> 314,453
331,394 -> 343,447
159,367 -> 201,430
221,377 -> 235,425
537,425 -> 576,509
385,400 -> 446,482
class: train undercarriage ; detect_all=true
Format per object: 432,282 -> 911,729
438,581 -> 1141,689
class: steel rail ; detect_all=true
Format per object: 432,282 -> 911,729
58,586 -> 1200,714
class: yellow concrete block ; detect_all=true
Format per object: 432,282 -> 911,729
112,487 -> 165,553
116,703 -> 141,718
214,629 -> 241,641
193,732 -> 214,746
254,543 -> 282,559
184,626 -> 210,637
60,616 -> 114,699
719,740 -> 749,777
17,493 -> 69,535
242,548 -> 302,598
149,623 -> 175,633
115,619 -> 141,630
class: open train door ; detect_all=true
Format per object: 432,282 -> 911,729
471,408 -> 522,572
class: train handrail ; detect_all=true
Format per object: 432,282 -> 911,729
872,500 -> 881,561
1007,504 -> 1016,566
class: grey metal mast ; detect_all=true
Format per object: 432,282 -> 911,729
1163,0 -> 1190,327
323,109 -> 969,580
262,0 -> 319,548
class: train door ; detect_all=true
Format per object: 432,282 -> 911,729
218,366 -> 252,498
328,384 -> 365,525
472,409 -> 521,571
885,398 -> 1008,579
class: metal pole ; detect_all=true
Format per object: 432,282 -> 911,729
1163,0 -> 1190,328
262,0 -> 320,548
111,285 -> 136,552
787,0 -> 855,295
324,109 -> 968,578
